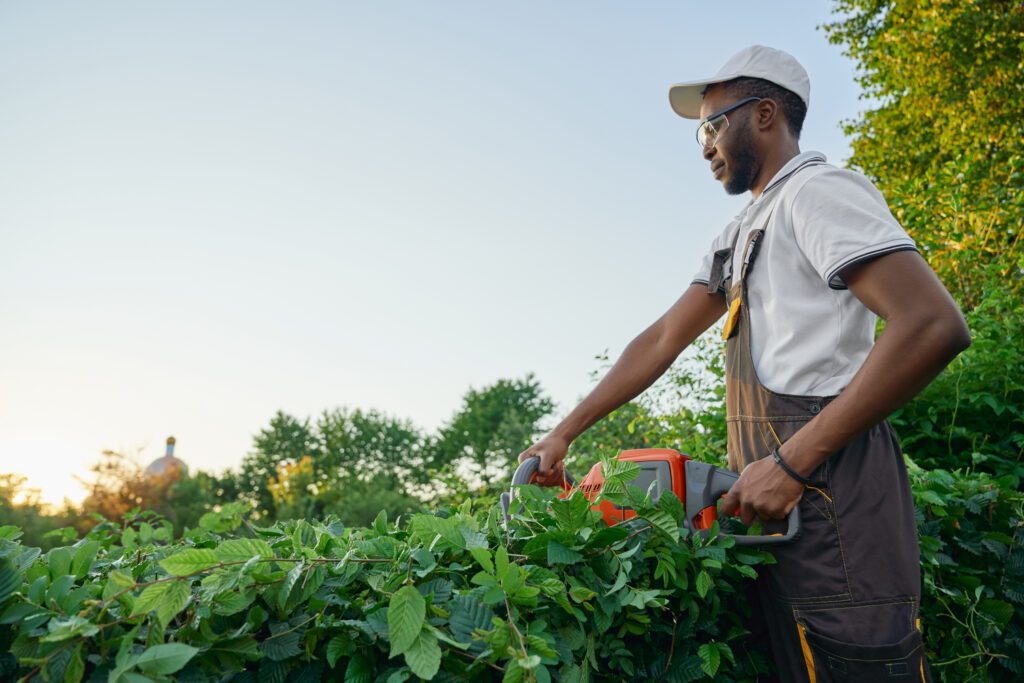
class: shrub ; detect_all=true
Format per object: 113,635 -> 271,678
0,460 -> 773,682
908,457 -> 1024,681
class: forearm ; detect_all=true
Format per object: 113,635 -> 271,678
782,312 -> 971,476
551,285 -> 726,443
551,328 -> 676,442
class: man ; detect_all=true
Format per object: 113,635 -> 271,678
518,46 -> 970,681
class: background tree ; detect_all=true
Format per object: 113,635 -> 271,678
239,411 -> 321,518
824,0 -> 1024,308
824,0 -> 1024,483
429,374 -> 555,487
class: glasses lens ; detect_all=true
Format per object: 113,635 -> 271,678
697,115 -> 728,148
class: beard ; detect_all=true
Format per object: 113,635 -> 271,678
723,118 -> 760,195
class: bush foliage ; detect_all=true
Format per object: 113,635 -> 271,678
0,460 -> 777,683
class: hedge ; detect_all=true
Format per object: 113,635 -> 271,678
0,456 -> 1021,682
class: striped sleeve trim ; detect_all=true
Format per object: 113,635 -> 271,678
825,244 -> 919,290
690,278 -> 726,294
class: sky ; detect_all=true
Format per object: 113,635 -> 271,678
0,1 -> 867,506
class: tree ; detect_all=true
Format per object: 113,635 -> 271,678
316,407 -> 425,488
823,0 -> 1024,308
824,0 -> 1024,480
239,411 -> 320,518
429,374 -> 555,487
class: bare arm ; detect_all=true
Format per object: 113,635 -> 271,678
722,250 -> 971,523
781,250 -> 971,474
521,283 -> 726,482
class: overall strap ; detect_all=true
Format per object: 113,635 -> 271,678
706,158 -> 825,295
738,158 -> 825,284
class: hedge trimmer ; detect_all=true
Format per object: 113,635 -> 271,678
501,448 -> 800,546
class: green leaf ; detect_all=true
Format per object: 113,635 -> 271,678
373,509 -> 389,535
448,595 -> 495,650
547,541 -> 583,565
657,490 -> 687,524
260,620 -> 304,661
495,546 -> 510,579
135,643 -> 199,675
326,634 -> 351,668
403,627 -> 441,680
70,541 -> 99,579
214,538 -> 274,563
642,510 -> 680,542
916,490 -> 947,507
978,598 -> 1014,627
409,515 -> 465,549
388,584 -> 426,655
63,645 -> 85,683
698,642 -> 721,677
158,548 -> 219,576
109,570 -> 136,589
469,547 -> 494,574
278,561 -> 304,610
132,579 -> 191,627
550,494 -> 591,532
40,616 -> 99,643
48,546 -> 72,578
696,570 -> 713,599
343,653 -> 373,683
0,558 -> 19,604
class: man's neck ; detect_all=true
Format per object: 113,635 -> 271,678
751,145 -> 802,200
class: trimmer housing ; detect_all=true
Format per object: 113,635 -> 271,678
501,448 -> 800,546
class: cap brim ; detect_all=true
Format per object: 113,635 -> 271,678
668,77 -> 731,119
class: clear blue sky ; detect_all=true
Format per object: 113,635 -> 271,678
0,1 -> 866,504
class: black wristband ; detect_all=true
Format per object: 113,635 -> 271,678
772,447 -> 823,487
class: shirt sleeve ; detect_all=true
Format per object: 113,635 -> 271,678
790,169 -> 917,289
691,220 -> 740,292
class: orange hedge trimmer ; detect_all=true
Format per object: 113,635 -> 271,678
501,448 -> 800,546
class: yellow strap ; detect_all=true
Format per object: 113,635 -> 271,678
722,298 -> 742,340
917,618 -> 926,681
796,623 -> 816,683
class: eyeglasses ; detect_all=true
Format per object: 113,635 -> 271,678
695,97 -> 763,149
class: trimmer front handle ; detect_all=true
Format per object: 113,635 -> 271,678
500,456 -> 575,522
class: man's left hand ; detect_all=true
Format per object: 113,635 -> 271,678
719,455 -> 805,525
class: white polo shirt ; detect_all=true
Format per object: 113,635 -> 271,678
691,151 -> 917,397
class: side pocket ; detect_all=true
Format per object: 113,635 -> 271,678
793,601 -> 931,682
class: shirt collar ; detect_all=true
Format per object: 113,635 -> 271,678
754,150 -> 827,203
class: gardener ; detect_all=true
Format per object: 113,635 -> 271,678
518,45 -> 970,681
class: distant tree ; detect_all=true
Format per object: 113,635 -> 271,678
239,411 -> 320,518
429,374 -> 555,486
77,450 -> 168,529
316,408 -> 425,488
160,469 -> 234,534
241,408 -> 426,525
0,474 -> 78,549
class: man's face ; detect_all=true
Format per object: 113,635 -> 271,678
699,85 -> 761,195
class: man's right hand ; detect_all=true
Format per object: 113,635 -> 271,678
517,433 -> 570,487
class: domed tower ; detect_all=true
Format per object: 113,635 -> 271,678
146,436 -> 188,479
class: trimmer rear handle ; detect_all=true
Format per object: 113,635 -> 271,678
683,460 -> 801,546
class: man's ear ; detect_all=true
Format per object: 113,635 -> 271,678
754,99 -> 779,132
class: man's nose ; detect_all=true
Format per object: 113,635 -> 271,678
703,143 -> 716,161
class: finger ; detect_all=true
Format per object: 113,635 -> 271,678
740,499 -> 756,526
719,491 -> 736,517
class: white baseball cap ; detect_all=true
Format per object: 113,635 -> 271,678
668,45 -> 810,120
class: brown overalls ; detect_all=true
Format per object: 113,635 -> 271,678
710,159 -> 934,682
